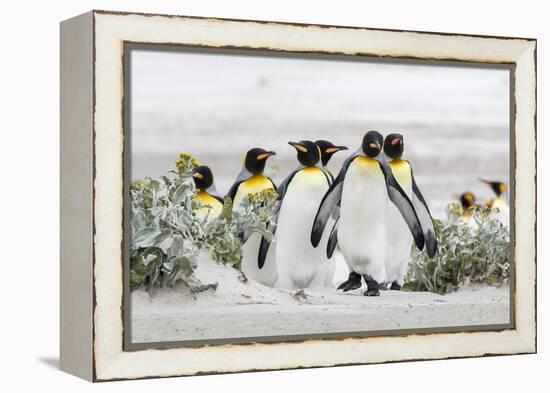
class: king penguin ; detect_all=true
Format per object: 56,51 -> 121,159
480,179 -> 509,226
311,131 -> 429,296
227,148 -> 277,208
227,148 -> 278,286
382,134 -> 437,290
460,192 -> 477,218
259,141 -> 333,289
315,140 -> 348,286
459,191 -> 477,222
315,140 -> 349,181
192,165 -> 224,220
458,191 -> 479,229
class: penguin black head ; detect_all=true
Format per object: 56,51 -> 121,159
289,140 -> 320,167
361,130 -> 383,157
315,140 -> 348,166
479,179 -> 507,197
383,133 -> 404,160
192,165 -> 214,190
460,192 -> 476,210
244,148 -> 276,175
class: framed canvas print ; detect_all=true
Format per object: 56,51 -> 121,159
60,10 -> 537,382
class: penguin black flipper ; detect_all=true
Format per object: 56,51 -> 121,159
408,164 -> 437,257
326,216 -> 339,259
227,181 -> 243,201
226,168 -> 251,200
311,154 -> 357,248
325,170 -> 335,184
268,177 -> 278,192
257,170 -> 299,269
378,162 -> 425,251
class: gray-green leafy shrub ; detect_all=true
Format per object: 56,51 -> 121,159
404,202 -> 510,294
130,154 -> 279,293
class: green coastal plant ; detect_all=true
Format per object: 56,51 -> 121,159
129,153 -> 279,293
403,202 -> 510,294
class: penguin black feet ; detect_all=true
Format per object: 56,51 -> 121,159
390,281 -> 402,291
337,271 -> 362,292
363,276 -> 380,297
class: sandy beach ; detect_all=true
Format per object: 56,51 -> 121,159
130,257 -> 510,344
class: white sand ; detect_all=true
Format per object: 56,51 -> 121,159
130,257 -> 510,344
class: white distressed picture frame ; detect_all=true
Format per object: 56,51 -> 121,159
60,10 -> 536,382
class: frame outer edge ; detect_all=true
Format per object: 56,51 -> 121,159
59,11 -> 95,381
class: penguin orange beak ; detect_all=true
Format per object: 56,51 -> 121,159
288,142 -> 308,153
369,142 -> 380,150
257,151 -> 276,160
193,172 -> 203,180
325,145 -> 348,154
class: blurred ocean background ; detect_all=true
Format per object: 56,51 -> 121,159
130,49 -> 510,219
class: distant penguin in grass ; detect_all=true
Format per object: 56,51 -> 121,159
192,166 -> 224,219
312,131 -> 429,296
228,148 -> 278,286
480,179 -> 509,226
382,133 -> 437,291
460,192 -> 477,218
258,141 -> 333,289
458,191 -> 479,229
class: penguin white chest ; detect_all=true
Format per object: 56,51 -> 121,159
234,175 -> 277,286
338,157 -> 388,282
276,168 -> 330,289
491,197 -> 510,227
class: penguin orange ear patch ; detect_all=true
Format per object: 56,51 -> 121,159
257,153 -> 271,160
292,144 -> 308,153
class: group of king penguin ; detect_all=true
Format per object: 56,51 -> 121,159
459,179 -> 509,226
190,130 -> 437,297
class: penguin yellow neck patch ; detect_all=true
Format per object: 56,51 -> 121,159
389,159 -> 412,188
234,175 -> 274,207
355,156 -> 380,167
194,191 -> 222,208
302,166 -> 322,174
243,175 -> 273,189
193,191 -> 223,219
292,166 -> 327,188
